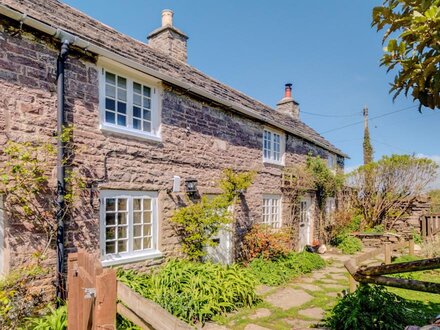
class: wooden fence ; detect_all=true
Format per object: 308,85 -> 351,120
67,250 -> 117,329
421,213 -> 440,239
345,239 -> 440,294
67,249 -> 192,330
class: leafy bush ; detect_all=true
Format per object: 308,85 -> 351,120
329,213 -> 361,246
20,305 -> 67,330
116,314 -> 141,330
337,236 -> 363,255
117,260 -> 258,325
248,252 -> 325,286
0,265 -> 47,329
420,236 -> 440,258
241,224 -> 292,262
325,284 -> 420,330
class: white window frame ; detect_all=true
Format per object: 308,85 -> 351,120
100,190 -> 161,266
263,128 -> 285,165
327,154 -> 337,172
262,195 -> 282,228
98,57 -> 162,142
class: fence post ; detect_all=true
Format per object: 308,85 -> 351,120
384,242 -> 391,264
67,253 -> 80,330
409,239 -> 415,256
349,274 -> 357,293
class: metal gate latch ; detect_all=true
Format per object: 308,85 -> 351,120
84,288 -> 96,299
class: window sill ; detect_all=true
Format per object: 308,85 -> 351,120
263,159 -> 284,166
101,250 -> 163,267
100,124 -> 162,143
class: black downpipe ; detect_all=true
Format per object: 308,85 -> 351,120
56,40 -> 69,303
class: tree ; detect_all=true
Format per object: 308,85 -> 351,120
347,154 -> 438,229
372,0 -> 440,110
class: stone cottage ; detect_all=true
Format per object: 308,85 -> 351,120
0,0 -> 346,279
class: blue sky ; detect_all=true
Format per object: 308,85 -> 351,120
63,0 -> 439,173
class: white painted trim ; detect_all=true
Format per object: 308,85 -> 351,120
99,190 -> 161,266
262,194 -> 282,228
263,128 -> 285,166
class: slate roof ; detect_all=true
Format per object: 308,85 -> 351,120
1,0 -> 346,157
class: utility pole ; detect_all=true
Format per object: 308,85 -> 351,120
363,106 -> 373,165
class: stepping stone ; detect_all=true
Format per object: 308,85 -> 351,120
298,277 -> 315,283
298,307 -> 325,320
330,274 -> 347,281
202,323 -> 230,330
265,288 -> 313,310
320,278 -> 339,283
249,308 -> 271,320
326,267 -> 344,274
244,325 -> 271,330
297,284 -> 322,292
326,291 -> 339,297
256,285 -> 273,295
322,284 -> 346,291
284,318 -> 316,328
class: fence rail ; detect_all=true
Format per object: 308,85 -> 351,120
345,239 -> 440,294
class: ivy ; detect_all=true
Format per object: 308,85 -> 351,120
170,169 -> 255,261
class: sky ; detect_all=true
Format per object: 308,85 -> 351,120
63,0 -> 439,177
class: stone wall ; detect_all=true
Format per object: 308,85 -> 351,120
0,17 -> 338,287
391,196 -> 431,237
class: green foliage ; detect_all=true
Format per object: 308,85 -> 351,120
241,224 -> 292,262
337,236 -> 363,255
0,265 -> 47,329
116,314 -> 141,330
20,305 -> 67,330
117,259 -> 259,325
347,154 -> 438,229
363,224 -> 385,234
325,284 -> 421,330
372,0 -> 440,110
171,169 -> 254,261
248,252 -> 325,286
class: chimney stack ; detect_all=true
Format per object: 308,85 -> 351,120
148,9 -> 188,62
276,83 -> 300,120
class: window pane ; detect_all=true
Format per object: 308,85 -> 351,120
143,86 -> 151,97
133,225 -> 142,237
143,98 -> 151,109
133,106 -> 141,118
105,213 -> 116,226
133,238 -> 142,251
105,85 -> 115,98
118,240 -> 127,253
117,76 -> 126,88
143,109 -> 151,121
133,82 -> 142,94
118,199 -> 127,211
106,241 -> 115,254
143,224 -> 151,236
105,111 -> 115,124
117,102 -> 127,114
106,199 -> 116,211
117,115 -> 126,126
143,199 -> 151,210
118,212 -> 127,225
105,98 -> 115,111
143,122 -> 151,132
133,119 -> 141,130
106,227 -> 115,240
105,72 -> 115,84
118,88 -> 127,102
118,227 -> 127,239
133,212 -> 142,224
134,94 -> 142,106
143,237 -> 152,249
133,198 -> 141,211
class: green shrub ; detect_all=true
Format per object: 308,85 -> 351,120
117,260 -> 258,325
20,305 -> 67,330
325,284 -> 420,330
338,236 -> 363,254
248,252 -> 325,286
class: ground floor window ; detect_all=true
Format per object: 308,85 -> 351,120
100,190 -> 161,266
262,195 -> 282,228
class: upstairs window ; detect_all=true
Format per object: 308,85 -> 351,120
262,195 -> 282,228
99,67 -> 161,141
263,129 -> 285,164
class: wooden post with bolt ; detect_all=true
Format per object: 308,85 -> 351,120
384,242 -> 392,264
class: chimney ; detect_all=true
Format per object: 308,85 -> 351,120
147,9 -> 189,62
276,83 -> 300,120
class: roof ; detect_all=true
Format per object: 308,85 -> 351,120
0,0 -> 347,157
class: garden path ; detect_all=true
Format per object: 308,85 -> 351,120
203,250 -> 379,330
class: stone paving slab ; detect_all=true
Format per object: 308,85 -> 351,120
249,308 -> 271,320
265,288 -> 313,310
256,285 -> 273,295
298,307 -> 325,320
297,283 -> 322,292
244,324 -> 271,330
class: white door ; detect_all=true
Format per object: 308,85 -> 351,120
299,196 -> 312,250
205,224 -> 233,264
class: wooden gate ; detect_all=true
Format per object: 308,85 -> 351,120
421,213 -> 440,239
67,250 -> 117,330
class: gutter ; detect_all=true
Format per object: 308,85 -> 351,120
0,4 -> 348,158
